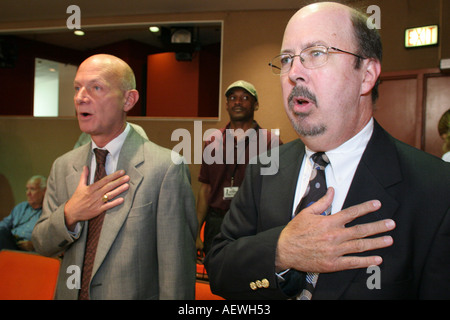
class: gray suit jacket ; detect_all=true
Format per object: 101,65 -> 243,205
32,127 -> 197,299
205,121 -> 450,299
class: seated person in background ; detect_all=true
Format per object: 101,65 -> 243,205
0,175 -> 47,251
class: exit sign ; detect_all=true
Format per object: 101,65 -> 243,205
405,25 -> 439,48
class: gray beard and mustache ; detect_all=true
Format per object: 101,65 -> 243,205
287,85 -> 326,137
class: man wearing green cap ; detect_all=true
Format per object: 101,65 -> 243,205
196,80 -> 281,258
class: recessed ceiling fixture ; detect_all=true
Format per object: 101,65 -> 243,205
149,26 -> 160,33
171,28 -> 192,44
74,30 -> 85,36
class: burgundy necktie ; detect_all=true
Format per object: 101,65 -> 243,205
79,148 -> 108,300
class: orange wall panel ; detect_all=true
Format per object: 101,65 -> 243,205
146,52 -> 199,117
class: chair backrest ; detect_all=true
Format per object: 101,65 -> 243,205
0,250 -> 61,300
196,223 -> 208,280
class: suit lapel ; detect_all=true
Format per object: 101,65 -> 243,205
314,121 -> 402,299
62,144 -> 92,268
91,128 -> 145,277
65,143 -> 92,196
262,139 -> 305,227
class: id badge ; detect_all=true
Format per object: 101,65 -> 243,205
223,186 -> 239,200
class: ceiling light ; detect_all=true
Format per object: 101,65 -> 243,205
74,30 -> 85,36
149,26 -> 160,33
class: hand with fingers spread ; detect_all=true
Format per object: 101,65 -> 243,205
275,187 -> 395,274
64,166 -> 130,231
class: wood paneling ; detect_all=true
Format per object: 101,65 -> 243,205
375,69 -> 448,158
375,77 -> 418,147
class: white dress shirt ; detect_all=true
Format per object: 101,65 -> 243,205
69,123 -> 130,237
292,118 -> 374,216
278,118 -> 374,281
89,123 -> 130,184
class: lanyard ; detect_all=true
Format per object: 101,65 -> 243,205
219,122 -> 260,187
222,131 -> 251,187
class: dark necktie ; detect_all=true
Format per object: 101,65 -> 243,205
79,148 -> 109,300
295,152 -> 330,300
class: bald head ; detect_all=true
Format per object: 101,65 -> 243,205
292,1 -> 353,20
78,54 -> 136,92
74,54 -> 140,147
286,2 -> 357,54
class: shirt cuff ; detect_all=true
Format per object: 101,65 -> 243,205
276,269 -> 304,298
67,222 -> 81,239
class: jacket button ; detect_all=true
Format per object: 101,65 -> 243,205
261,278 -> 269,288
250,282 -> 257,290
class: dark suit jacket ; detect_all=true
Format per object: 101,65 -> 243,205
205,121 -> 450,299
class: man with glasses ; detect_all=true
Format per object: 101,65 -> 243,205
205,2 -> 450,299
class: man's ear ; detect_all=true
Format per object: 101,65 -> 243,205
361,58 -> 381,97
123,89 -> 139,112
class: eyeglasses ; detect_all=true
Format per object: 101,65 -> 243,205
269,45 -> 366,75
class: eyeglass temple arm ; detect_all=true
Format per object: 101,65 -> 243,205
330,47 -> 365,59
268,62 -> 281,70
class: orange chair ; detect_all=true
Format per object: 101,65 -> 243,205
0,250 -> 61,300
195,223 -> 224,299
196,222 -> 208,280
195,280 -> 224,300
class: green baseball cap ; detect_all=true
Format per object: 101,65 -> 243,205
225,80 -> 258,101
